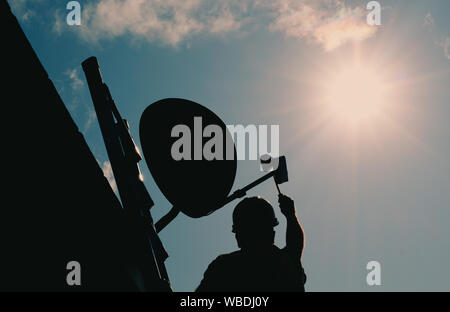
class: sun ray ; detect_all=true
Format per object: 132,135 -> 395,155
379,112 -> 450,172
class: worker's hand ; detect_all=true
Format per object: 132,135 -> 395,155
278,194 -> 296,218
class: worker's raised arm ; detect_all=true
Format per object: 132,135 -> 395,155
279,194 -> 305,261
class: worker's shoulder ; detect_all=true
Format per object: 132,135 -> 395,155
214,250 -> 243,261
209,250 -> 244,267
213,246 -> 284,264
201,251 -> 240,276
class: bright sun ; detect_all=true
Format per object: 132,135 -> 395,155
325,64 -> 387,125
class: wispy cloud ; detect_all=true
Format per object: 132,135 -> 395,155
266,0 -> 377,51
11,0 -> 381,51
100,160 -> 118,194
424,13 -> 450,60
59,0 -> 377,51
52,9 -> 64,36
61,67 -> 84,113
423,12 -> 435,29
60,67 -> 95,134
445,37 -> 450,60
64,68 -> 84,91
78,0 -> 246,46
83,108 -> 97,134
9,0 -> 35,21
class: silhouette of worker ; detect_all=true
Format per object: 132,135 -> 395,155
196,194 -> 306,292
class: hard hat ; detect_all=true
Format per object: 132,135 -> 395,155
232,197 -> 279,233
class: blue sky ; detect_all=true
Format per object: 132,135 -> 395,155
10,0 -> 450,291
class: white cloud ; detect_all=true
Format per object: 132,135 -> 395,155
53,9 -> 64,36
12,0 -> 380,51
62,67 -> 96,133
9,0 -> 34,21
64,68 -> 84,91
83,108 -> 97,134
67,0 -> 376,51
266,0 -> 377,51
101,160 -> 118,193
78,0 -> 246,46
8,0 -> 50,22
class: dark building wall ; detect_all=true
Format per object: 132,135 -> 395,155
0,1 -> 137,291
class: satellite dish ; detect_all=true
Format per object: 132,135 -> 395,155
139,98 -> 237,218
